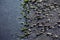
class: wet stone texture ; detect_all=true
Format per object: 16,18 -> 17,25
19,0 -> 60,40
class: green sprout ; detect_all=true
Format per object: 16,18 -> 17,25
24,0 -> 29,3
21,27 -> 28,32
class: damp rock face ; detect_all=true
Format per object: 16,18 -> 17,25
19,0 -> 60,40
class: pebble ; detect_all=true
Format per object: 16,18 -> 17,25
57,21 -> 60,24
54,34 -> 58,38
53,2 -> 58,6
46,32 -> 53,36
28,29 -> 31,32
31,24 -> 36,27
45,14 -> 49,16
41,22 -> 45,25
30,5 -> 35,9
36,22 -> 39,25
52,34 -> 59,38
57,25 -> 60,28
38,24 -> 43,27
30,25 -> 34,28
49,14 -> 53,17
47,18 -> 51,21
41,28 -> 45,32
50,5 -> 55,9
48,26 -> 55,29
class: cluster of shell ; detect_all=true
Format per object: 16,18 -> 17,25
19,0 -> 60,40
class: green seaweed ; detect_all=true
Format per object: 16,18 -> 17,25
21,27 -> 28,32
24,0 -> 29,3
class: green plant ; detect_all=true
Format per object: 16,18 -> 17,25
24,0 -> 29,3
21,27 -> 28,32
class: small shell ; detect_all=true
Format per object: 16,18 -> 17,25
47,18 -> 51,21
50,5 -> 55,9
52,34 -> 59,38
58,25 -> 60,28
47,32 -> 52,35
55,35 -> 58,38
38,24 -> 43,28
51,26 -> 55,29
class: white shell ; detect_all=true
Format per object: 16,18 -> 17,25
28,29 -> 31,31
47,32 -> 52,35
